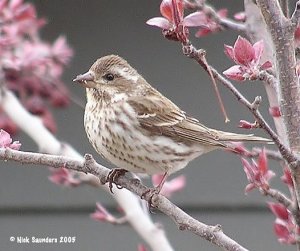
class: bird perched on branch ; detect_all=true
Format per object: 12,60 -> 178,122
74,55 -> 270,195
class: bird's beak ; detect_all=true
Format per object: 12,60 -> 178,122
73,71 -> 96,88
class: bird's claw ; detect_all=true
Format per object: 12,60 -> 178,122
106,168 -> 128,193
141,187 -> 161,210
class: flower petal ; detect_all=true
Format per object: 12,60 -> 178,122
0,129 -> 21,149
258,148 -> 268,175
183,11 -> 206,27
268,202 -> 289,220
241,158 -> 255,182
160,0 -> 173,21
195,28 -> 212,37
245,183 -> 255,193
239,120 -> 255,129
281,167 -> 293,187
217,8 -> 228,18
0,129 -> 12,147
260,60 -> 272,70
146,17 -> 171,29
224,45 -> 235,61
274,222 -> 291,243
223,65 -> 245,81
234,12 -> 246,21
233,36 -> 255,66
269,106 -> 281,117
253,40 -> 264,63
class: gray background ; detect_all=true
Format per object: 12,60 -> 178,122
0,0 -> 294,250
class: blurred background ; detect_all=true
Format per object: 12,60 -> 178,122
0,0 -> 294,250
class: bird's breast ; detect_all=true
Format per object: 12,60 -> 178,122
84,100 -> 204,174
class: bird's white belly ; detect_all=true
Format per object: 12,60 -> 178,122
84,102 -> 205,174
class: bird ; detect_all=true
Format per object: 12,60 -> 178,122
73,54 -> 270,195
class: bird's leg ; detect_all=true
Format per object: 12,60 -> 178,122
141,172 -> 169,208
106,168 -> 128,193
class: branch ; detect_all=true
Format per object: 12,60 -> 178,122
184,0 -> 246,32
279,0 -> 289,17
256,2 -> 300,241
256,0 -> 300,153
182,43 -> 299,166
0,148 -> 250,251
0,88 -> 173,251
251,148 -> 283,161
261,188 -> 292,209
244,0 -> 288,145
292,1 -> 300,25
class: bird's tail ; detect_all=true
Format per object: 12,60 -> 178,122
216,131 -> 272,143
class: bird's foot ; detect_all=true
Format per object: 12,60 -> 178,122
141,186 -> 161,210
106,168 -> 128,193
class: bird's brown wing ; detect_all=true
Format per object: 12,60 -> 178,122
127,94 -> 226,148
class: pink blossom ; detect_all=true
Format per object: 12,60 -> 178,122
238,120 -> 257,129
241,149 -> 275,193
48,168 -> 81,187
152,174 -> 186,198
268,202 -> 289,221
229,142 -> 252,157
0,129 -> 21,150
274,221 -> 296,244
281,167 -> 293,188
195,9 -> 227,37
146,0 -> 206,41
0,0 -> 73,135
269,106 -> 281,117
51,36 -> 73,65
90,202 -> 118,223
223,36 -> 272,81
233,12 -> 246,22
268,203 -> 297,244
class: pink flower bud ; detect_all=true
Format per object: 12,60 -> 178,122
238,120 -> 254,129
234,12 -> 246,21
0,129 -> 21,150
281,167 -> 293,187
269,106 -> 281,117
268,202 -> 289,220
90,202 -> 117,223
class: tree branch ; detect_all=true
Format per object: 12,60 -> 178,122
0,147 -> 250,251
256,0 -> 300,153
184,0 -> 246,32
261,188 -> 292,209
244,0 -> 288,145
182,43 -> 299,166
256,3 -> 300,243
292,1 -> 300,25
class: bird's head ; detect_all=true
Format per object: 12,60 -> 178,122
73,55 -> 146,102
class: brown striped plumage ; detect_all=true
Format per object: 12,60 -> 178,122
74,55 -> 270,192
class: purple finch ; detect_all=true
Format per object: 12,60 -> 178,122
74,55 -> 270,194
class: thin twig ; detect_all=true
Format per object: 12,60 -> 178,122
291,0 -> 300,26
184,0 -> 246,32
279,0 -> 289,18
251,148 -> 283,161
260,188 -> 292,209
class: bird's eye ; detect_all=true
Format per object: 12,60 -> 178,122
103,73 -> 114,81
